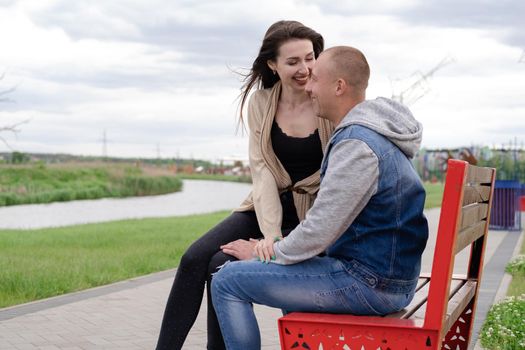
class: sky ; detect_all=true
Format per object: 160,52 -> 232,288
0,0 -> 524,162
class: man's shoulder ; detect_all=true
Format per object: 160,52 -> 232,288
332,123 -> 378,143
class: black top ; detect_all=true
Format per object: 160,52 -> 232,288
271,121 -> 324,185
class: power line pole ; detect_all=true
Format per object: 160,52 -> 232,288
391,56 -> 455,106
103,130 -> 108,158
100,129 -> 112,160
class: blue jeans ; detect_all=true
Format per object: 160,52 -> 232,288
211,257 -> 414,350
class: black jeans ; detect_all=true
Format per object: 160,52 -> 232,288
155,192 -> 299,350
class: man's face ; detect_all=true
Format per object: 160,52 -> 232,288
305,53 -> 334,121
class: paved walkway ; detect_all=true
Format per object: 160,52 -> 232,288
0,208 -> 522,350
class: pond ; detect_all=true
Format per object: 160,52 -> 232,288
0,180 -> 251,229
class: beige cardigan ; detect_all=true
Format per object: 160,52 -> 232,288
236,82 -> 333,238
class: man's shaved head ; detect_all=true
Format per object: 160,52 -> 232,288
323,46 -> 370,93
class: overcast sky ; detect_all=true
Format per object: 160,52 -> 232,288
0,0 -> 524,161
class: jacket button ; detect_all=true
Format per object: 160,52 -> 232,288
367,277 -> 377,285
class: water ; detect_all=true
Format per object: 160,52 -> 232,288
0,180 -> 252,229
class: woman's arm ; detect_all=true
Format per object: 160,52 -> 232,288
247,91 -> 283,241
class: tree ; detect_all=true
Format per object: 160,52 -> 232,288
0,72 -> 28,149
10,151 -> 29,164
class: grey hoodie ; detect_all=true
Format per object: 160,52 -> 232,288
273,97 -> 423,264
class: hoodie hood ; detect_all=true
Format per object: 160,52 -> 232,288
336,97 -> 423,158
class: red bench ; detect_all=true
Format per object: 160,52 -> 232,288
278,159 -> 496,350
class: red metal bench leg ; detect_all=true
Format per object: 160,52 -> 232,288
441,299 -> 475,350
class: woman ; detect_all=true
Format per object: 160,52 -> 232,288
155,20 -> 332,350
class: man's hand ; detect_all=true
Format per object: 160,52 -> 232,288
254,236 -> 280,263
220,239 -> 258,260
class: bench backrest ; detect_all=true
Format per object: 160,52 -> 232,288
424,159 -> 496,332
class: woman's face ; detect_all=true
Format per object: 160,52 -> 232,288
268,39 -> 315,92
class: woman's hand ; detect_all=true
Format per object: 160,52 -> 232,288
254,236 -> 281,263
220,239 -> 258,260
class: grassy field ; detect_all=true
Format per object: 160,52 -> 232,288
480,238 -> 525,349
0,182 -> 444,308
176,173 -> 251,183
423,182 -> 444,208
506,242 -> 525,297
0,211 -> 229,308
0,163 -> 182,206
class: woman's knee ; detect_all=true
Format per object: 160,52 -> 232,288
208,251 -> 236,277
179,244 -> 209,273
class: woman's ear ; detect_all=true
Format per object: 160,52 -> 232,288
267,60 -> 277,74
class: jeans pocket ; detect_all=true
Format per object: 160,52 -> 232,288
353,283 -> 413,316
315,285 -> 357,314
314,283 -> 381,315
346,283 -> 386,316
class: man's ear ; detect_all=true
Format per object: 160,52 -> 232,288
335,78 -> 346,96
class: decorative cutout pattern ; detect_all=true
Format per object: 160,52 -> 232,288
441,300 -> 474,350
280,302 -> 473,350
280,322 -> 437,349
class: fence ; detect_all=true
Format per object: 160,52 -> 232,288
489,180 -> 522,231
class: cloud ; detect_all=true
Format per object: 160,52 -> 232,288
27,1 -> 264,65
302,1 -> 525,49
1,1 -> 524,159
396,1 -> 525,47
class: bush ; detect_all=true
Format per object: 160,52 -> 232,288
0,165 -> 184,207
506,255 -> 525,275
480,294 -> 525,350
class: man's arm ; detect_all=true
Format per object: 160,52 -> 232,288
273,138 -> 379,264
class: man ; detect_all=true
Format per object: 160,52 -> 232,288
212,46 -> 429,350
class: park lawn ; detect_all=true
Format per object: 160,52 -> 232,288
176,173 -> 251,183
506,237 -> 525,297
0,163 -> 182,207
0,184 -> 444,309
423,182 -> 444,209
480,236 -> 525,350
0,211 -> 230,308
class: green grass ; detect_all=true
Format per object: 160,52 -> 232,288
0,163 -> 182,206
0,180 -> 442,309
506,240 -> 525,297
480,295 -> 525,349
176,173 -> 252,183
480,234 -> 525,349
0,211 -> 229,308
423,182 -> 444,209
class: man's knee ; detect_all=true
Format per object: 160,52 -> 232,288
211,261 -> 243,295
210,265 -> 228,301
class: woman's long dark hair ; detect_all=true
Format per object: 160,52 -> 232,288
238,20 -> 324,126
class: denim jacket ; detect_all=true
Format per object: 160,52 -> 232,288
274,97 -> 428,293
321,124 -> 428,293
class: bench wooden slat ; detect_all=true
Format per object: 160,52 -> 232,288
386,277 -> 430,319
410,279 -> 464,322
455,221 -> 486,254
466,165 -> 494,184
278,160 -> 496,350
442,280 -> 477,334
461,203 -> 489,229
462,185 -> 491,205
